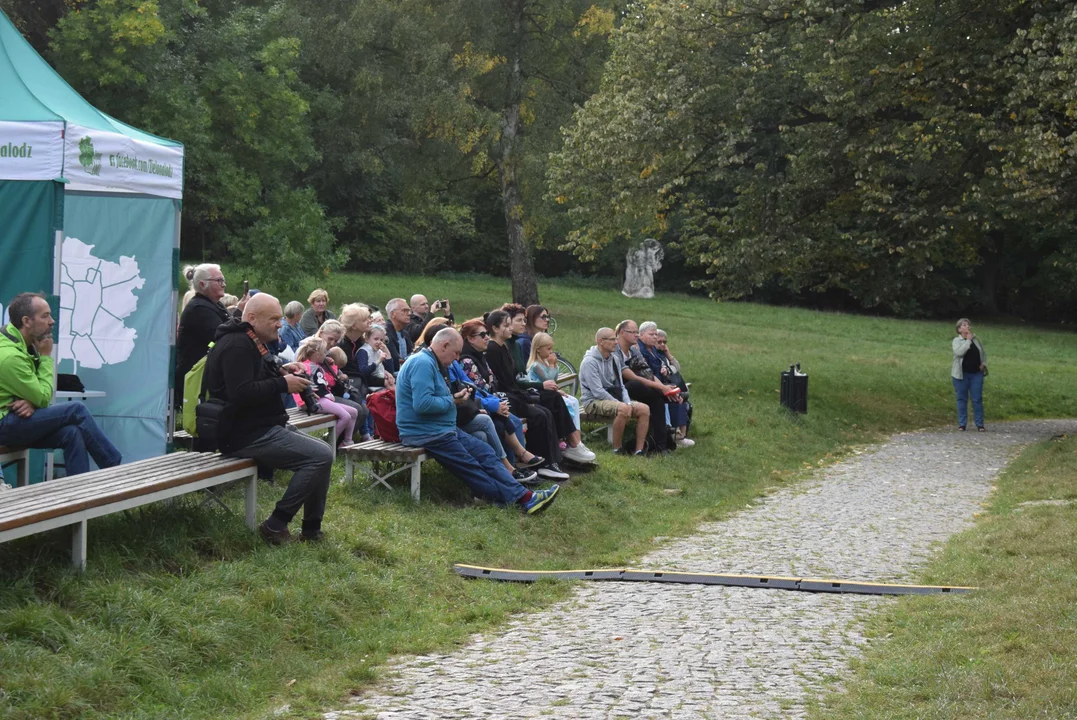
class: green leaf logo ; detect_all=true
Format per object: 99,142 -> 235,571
77,136 -> 102,176
78,136 -> 95,169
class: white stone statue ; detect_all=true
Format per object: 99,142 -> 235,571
622,238 -> 664,299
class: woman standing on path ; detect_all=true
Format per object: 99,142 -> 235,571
952,318 -> 987,431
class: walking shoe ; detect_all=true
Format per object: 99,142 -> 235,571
299,529 -> 326,543
258,520 -> 293,546
612,447 -> 629,456
536,462 -> 570,480
676,437 -> 696,448
517,454 -> 545,469
521,485 -> 560,515
569,442 -> 597,462
512,468 -> 539,484
562,444 -> 596,464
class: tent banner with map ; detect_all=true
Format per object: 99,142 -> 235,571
60,191 -> 175,462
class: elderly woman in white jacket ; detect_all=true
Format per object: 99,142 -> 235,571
952,317 -> 987,431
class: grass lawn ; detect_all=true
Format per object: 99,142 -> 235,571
812,432 -> 1077,719
2,271 -> 1076,719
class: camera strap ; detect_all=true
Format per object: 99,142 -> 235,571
245,328 -> 269,357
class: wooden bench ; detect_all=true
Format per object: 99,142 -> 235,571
342,439 -> 427,502
579,410 -> 617,445
0,445 -> 30,487
0,452 -> 259,571
173,407 -> 338,450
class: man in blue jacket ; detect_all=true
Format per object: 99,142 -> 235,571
395,327 -> 559,514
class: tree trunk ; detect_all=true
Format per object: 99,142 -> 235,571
497,0 -> 540,306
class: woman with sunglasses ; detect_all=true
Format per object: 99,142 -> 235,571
471,313 -> 570,480
516,305 -> 550,360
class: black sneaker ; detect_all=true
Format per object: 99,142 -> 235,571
512,468 -> 539,484
299,528 -> 325,543
536,462 -> 570,481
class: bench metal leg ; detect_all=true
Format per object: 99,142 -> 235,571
245,472 -> 258,530
345,456 -> 354,483
328,426 -> 337,453
71,520 -> 87,572
409,461 -> 421,503
607,424 -> 614,446
16,453 -> 29,487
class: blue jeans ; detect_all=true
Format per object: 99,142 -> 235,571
407,428 -> 526,506
953,372 -> 984,428
463,413 -> 506,459
0,402 -> 122,477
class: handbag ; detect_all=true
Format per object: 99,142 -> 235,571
627,354 -> 655,380
194,398 -> 233,452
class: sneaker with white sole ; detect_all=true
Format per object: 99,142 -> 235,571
512,468 -> 539,484
677,437 -> 695,448
536,462 -> 570,480
562,444 -> 596,464
521,485 -> 560,514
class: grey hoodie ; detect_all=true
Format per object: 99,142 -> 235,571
579,345 -> 630,406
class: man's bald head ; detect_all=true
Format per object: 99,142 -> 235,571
410,294 -> 429,315
430,327 -> 462,367
243,292 -> 283,343
594,327 -> 617,357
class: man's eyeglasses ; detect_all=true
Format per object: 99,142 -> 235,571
209,278 -> 226,286
598,336 -> 616,343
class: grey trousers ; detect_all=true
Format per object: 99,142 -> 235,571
227,425 -> 335,531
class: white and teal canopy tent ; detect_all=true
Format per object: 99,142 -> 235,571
0,8 -> 184,474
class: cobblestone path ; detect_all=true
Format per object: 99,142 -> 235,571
325,420 -> 1076,720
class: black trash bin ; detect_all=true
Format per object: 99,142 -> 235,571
780,363 -> 808,414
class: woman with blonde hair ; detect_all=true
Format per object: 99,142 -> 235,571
336,305 -> 371,374
294,336 -> 359,448
300,288 -> 336,336
952,317 -> 988,431
527,332 -> 580,431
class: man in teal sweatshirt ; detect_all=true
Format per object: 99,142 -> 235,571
395,327 -> 559,514
0,293 -> 121,478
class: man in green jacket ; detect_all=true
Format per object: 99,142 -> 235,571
0,293 -> 121,478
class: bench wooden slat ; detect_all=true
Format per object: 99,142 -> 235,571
0,454 -> 233,516
340,440 -> 427,502
0,455 -> 255,532
0,454 -> 215,516
0,455 -> 237,523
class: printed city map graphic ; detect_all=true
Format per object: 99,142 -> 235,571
59,237 -> 144,370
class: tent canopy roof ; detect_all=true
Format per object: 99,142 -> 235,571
0,9 -> 184,198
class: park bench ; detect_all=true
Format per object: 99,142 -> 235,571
342,439 -> 427,503
172,407 -> 338,451
0,452 -> 259,571
0,445 -> 30,487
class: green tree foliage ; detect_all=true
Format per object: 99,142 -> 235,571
282,0 -> 619,303
549,0 -> 1077,317
45,0 -> 344,292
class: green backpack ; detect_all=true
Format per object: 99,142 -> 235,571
181,343 -> 213,436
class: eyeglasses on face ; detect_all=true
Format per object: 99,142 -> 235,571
539,314 -> 550,320
209,278 -> 227,286
598,336 -> 616,342
473,331 -> 489,338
